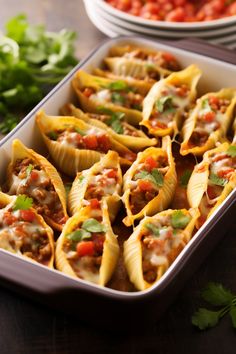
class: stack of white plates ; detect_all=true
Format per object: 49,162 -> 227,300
84,0 -> 236,50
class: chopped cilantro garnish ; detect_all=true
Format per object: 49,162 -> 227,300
47,131 -> 58,140
171,210 -> 190,229
13,195 -> 33,211
180,169 -> 192,188
81,218 -> 106,233
134,169 -> 164,187
201,98 -> 213,114
156,96 -> 174,113
75,126 -> 86,136
106,80 -> 128,91
227,145 -> 236,157
209,172 -> 228,187
111,92 -> 125,105
26,164 -> 34,177
145,223 -> 160,236
66,229 -> 91,242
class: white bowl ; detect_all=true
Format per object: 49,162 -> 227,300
95,0 -> 236,30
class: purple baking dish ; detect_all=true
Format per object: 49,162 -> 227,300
0,36 -> 236,331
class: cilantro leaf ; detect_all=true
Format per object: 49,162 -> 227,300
111,119 -> 124,134
201,98 -> 212,113
227,145 -> 236,157
171,210 -> 190,229
81,218 -> 106,233
13,195 -> 33,211
209,172 -> 228,187
106,80 -> 128,91
156,96 -> 174,113
111,92 -> 125,105
192,308 -> 221,330
134,169 -> 164,187
47,131 -> 58,140
202,282 -> 235,306
145,223 -> 160,236
66,229 -> 91,242
180,169 -> 192,188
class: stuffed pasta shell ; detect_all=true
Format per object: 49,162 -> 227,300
123,208 -> 199,291
36,111 -> 136,176
122,136 -> 177,226
56,199 -> 119,286
72,70 -> 150,125
187,142 -> 236,228
62,103 -> 157,151
140,65 -> 201,137
68,150 -> 122,222
6,139 -> 68,231
180,89 -> 236,156
0,192 -> 54,267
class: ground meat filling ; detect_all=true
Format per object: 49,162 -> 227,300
9,158 -> 66,225
189,96 -> 230,148
84,168 -> 118,201
129,155 -> 169,215
0,205 -> 52,265
141,214 -> 188,283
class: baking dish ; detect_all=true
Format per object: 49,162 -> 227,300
0,36 -> 236,331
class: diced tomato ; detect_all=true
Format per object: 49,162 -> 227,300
106,169 -> 117,178
165,7 -> 186,22
96,134 -> 111,152
75,133 -> 83,145
90,198 -> 100,209
138,179 -> 153,192
176,85 -> 189,97
209,96 -> 219,106
20,210 -> 35,222
203,111 -> 216,123
162,52 -> 176,63
145,156 -> 158,171
3,212 -> 18,226
217,168 -> 234,179
76,241 -> 94,257
83,87 -> 95,98
83,135 -> 98,149
30,171 -> 39,181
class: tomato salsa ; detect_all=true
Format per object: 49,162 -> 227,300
106,0 -> 236,23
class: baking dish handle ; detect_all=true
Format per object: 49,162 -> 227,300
168,38 -> 236,65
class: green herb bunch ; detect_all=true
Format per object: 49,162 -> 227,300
0,14 -> 78,134
192,282 -> 236,330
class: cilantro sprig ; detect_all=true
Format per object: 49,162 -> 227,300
13,195 -> 33,211
171,210 -> 190,229
192,282 -> 236,330
97,106 -> 125,134
209,172 -> 228,187
0,14 -> 78,134
155,96 -> 175,114
227,145 -> 236,157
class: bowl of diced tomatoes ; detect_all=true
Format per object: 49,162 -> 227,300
98,0 -> 236,29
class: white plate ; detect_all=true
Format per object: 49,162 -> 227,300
95,0 -> 236,30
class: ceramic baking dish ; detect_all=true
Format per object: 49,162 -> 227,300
0,36 -> 236,331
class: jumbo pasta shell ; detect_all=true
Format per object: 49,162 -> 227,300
6,139 -> 68,232
36,111 -> 136,176
187,142 -> 236,227
68,150 -> 122,222
0,192 -> 54,268
62,103 -> 157,151
122,136 -> 177,226
140,65 -> 202,138
55,199 -> 119,286
72,70 -> 149,125
123,208 -> 199,291
180,88 -> 236,156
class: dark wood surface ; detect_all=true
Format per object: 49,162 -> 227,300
0,1 -> 236,353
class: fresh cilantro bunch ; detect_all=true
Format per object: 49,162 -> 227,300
192,282 -> 236,330
0,14 -> 78,134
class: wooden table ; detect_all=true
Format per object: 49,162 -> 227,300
0,1 -> 236,353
